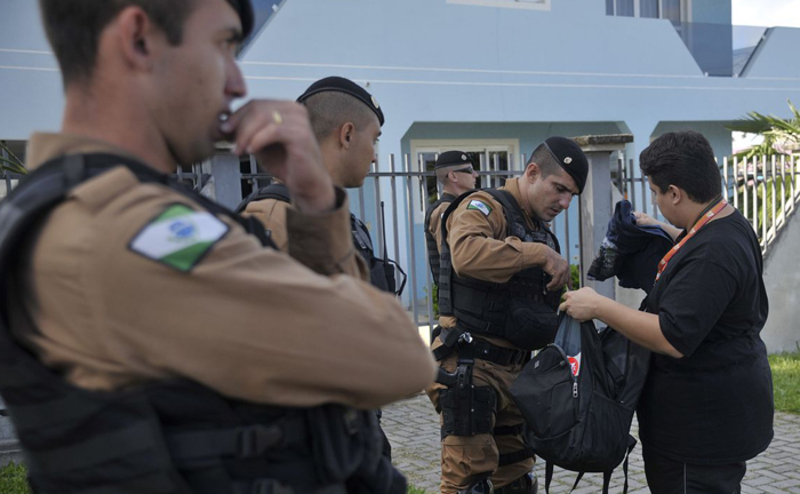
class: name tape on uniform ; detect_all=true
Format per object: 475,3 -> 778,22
129,204 -> 229,272
467,199 -> 492,216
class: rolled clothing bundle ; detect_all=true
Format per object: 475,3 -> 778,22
588,200 -> 674,293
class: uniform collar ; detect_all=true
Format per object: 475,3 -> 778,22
501,177 -> 541,229
27,133 -> 144,171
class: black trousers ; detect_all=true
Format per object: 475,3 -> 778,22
643,446 -> 747,494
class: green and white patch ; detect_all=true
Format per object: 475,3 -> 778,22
467,199 -> 492,216
129,204 -> 229,272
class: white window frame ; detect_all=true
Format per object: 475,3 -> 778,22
446,0 -> 551,11
608,0 -> 691,22
410,138 -> 520,222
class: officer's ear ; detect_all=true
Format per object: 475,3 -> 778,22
115,6 -> 161,72
525,161 -> 541,182
339,122 -> 355,149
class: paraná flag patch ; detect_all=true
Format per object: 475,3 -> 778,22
467,199 -> 492,216
129,204 -> 229,272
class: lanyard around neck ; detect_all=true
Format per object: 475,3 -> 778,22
655,199 -> 728,282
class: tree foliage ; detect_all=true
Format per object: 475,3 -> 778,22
0,141 -> 27,175
727,100 -> 800,160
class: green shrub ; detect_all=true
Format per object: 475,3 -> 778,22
0,462 -> 31,494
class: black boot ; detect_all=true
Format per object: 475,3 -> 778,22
494,473 -> 537,494
457,478 -> 494,494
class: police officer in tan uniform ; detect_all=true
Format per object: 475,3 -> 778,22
424,151 -> 479,286
428,137 -> 588,494
240,76 -> 401,293
0,1 -> 436,493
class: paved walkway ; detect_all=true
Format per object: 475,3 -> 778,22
383,394 -> 800,494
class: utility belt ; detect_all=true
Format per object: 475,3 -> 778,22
433,330 -> 534,469
433,328 -> 530,368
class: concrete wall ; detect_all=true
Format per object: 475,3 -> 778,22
761,203 -> 800,354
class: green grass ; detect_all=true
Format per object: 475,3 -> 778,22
770,351 -> 800,414
0,462 -> 30,494
408,486 -> 429,494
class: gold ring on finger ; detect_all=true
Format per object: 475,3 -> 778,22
272,110 -> 283,125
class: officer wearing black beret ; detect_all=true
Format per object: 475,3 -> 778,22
240,75 -> 403,293
425,151 -> 479,286
427,137 -> 588,494
0,2 -> 435,494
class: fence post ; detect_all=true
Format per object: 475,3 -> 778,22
573,134 -> 634,299
201,149 -> 243,209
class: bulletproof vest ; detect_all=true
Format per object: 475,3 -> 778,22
437,189 -> 562,351
238,183 -> 404,296
424,193 -> 456,282
0,154 -> 399,494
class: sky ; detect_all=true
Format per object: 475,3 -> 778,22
730,0 -> 799,151
731,0 -> 800,28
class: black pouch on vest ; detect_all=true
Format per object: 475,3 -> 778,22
505,298 -> 559,351
307,405 -> 365,483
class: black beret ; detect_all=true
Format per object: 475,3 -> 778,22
435,151 -> 474,169
543,136 -> 589,194
226,0 -> 254,38
297,76 -> 385,126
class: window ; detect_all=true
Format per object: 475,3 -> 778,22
616,0 -> 634,17
607,0 -> 682,22
661,0 -> 681,23
640,0 -> 659,18
446,0 -> 551,11
410,139 -> 520,220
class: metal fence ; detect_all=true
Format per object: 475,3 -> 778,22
611,154 -> 800,256
2,152 -> 799,331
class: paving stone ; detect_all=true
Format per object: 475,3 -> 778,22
383,393 -> 800,494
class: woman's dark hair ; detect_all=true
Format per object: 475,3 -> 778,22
639,130 -> 721,202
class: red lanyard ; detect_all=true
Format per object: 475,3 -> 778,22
655,199 -> 728,282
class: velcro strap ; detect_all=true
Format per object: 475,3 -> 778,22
459,339 -> 529,366
167,418 -> 308,463
24,421 -> 155,475
432,327 -> 463,361
492,423 -> 524,436
452,308 -> 500,335
232,479 -> 295,494
498,447 -> 535,467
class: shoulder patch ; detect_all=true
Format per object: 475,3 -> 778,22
467,199 -> 492,216
129,204 -> 229,272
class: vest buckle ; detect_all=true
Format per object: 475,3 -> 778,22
237,425 -> 284,458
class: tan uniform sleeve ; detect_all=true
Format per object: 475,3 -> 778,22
242,198 -> 290,252
242,191 -> 370,280
446,191 -> 552,284
34,179 -> 435,410
428,201 -> 448,254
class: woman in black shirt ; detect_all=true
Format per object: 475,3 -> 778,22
560,131 -> 773,494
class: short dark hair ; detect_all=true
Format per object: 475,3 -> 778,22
302,91 -> 376,142
39,0 -> 197,86
528,144 -> 562,178
639,130 -> 721,203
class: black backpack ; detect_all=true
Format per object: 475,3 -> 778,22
510,314 -> 650,494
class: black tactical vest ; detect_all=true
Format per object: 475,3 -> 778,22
424,193 -> 456,282
437,189 -> 562,352
238,183 -> 405,296
0,154 -> 403,494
